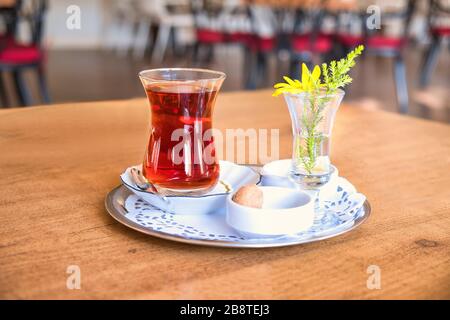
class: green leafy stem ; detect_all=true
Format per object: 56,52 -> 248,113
273,45 -> 364,174
296,94 -> 330,174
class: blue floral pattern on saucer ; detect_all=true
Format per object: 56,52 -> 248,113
123,176 -> 367,243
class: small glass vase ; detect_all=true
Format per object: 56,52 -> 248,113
284,89 -> 345,224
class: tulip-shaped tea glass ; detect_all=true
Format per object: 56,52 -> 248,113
139,68 -> 226,196
284,89 -> 345,223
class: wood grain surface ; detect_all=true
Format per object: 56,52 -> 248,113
0,90 -> 449,299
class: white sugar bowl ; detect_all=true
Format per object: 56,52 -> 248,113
226,186 -> 314,237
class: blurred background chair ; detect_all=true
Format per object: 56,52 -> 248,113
366,0 -> 416,114
0,0 -> 50,107
192,0 -> 227,64
193,0 -> 255,87
245,4 -> 277,88
145,0 -> 195,63
420,0 -> 450,88
336,0 -> 417,114
106,0 -> 139,57
289,5 -> 336,78
0,0 -> 20,106
0,0 -> 447,121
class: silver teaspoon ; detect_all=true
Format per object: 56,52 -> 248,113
129,168 -> 169,201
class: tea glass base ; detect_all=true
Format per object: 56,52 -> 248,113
154,183 -> 218,197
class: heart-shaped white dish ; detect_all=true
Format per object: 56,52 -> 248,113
120,160 -> 261,215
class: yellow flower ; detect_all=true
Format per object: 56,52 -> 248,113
273,46 -> 364,97
272,63 -> 323,97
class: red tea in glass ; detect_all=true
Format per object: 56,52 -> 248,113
139,69 -> 225,195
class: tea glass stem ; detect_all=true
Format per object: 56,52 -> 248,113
310,188 -> 326,227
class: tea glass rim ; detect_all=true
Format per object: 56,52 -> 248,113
139,68 -> 226,83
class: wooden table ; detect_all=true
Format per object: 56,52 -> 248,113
0,90 -> 449,299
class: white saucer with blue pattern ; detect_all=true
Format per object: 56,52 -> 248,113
106,168 -> 370,248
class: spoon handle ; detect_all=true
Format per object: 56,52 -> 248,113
130,167 -> 160,194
